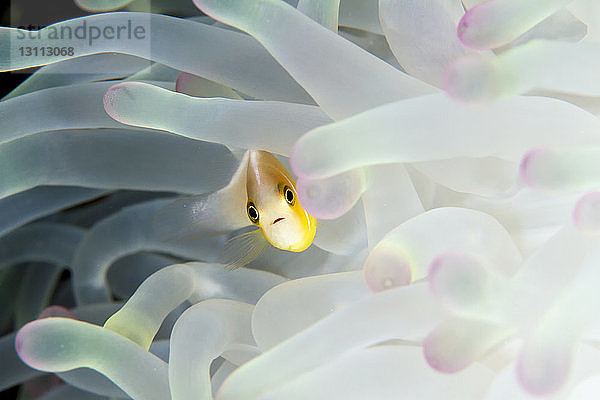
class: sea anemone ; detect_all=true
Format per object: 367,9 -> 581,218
1,0 -> 600,399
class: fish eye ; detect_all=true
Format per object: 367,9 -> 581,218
247,202 -> 259,223
284,186 -> 295,205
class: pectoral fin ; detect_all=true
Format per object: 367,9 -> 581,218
220,228 -> 268,270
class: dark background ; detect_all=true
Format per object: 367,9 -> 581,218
0,2 -> 92,398
0,0 -> 203,98
0,1 -> 95,98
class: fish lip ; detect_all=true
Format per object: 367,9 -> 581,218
272,217 -> 285,225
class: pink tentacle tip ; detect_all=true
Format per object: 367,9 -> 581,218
428,252 -> 497,319
442,55 -> 497,104
517,344 -> 572,396
38,305 -> 77,320
456,6 -> 489,50
175,72 -> 185,93
103,83 -> 125,117
363,248 -> 412,293
15,323 -> 33,361
519,148 -> 548,188
441,58 -> 480,104
427,253 -> 446,279
456,12 -> 470,43
456,8 -> 482,49
428,256 -> 449,299
175,72 -> 192,94
422,331 -> 461,374
103,81 -> 142,120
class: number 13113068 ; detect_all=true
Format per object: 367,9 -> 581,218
19,46 -> 75,56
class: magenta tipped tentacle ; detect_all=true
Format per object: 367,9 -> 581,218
363,246 -> 412,292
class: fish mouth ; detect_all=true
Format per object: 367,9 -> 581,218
272,217 -> 285,225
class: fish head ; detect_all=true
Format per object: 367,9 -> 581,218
246,150 -> 316,252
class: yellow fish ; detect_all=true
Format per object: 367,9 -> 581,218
154,150 -> 316,269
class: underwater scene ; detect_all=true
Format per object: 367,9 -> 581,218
1,0 -> 600,398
